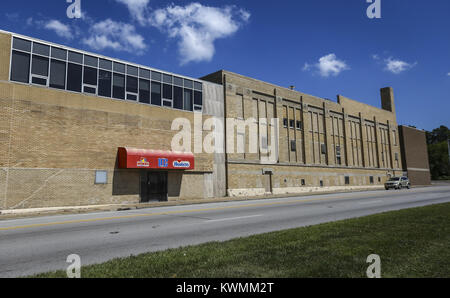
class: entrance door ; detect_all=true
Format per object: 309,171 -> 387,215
140,171 -> 168,202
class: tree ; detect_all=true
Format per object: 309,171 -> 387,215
426,126 -> 450,180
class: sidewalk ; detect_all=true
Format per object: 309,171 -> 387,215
0,185 -> 400,220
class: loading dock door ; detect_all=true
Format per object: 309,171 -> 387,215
140,171 -> 168,202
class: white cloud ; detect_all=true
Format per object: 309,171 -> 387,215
447,72 -> 450,76
148,3 -> 250,64
44,20 -> 73,39
303,54 -> 349,77
384,57 -> 417,74
82,19 -> 146,54
115,0 -> 150,26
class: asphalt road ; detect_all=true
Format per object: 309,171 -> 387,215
1,185 -> 450,277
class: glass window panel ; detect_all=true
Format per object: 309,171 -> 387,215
151,81 -> 161,105
139,79 -> 150,104
163,74 -> 172,84
173,86 -> 183,109
194,81 -> 203,91
31,55 -> 49,76
163,100 -> 172,107
68,51 -> 83,64
184,79 -> 193,89
163,84 -> 172,100
126,76 -> 138,93
84,86 -> 96,94
127,65 -> 138,76
183,89 -> 193,111
174,76 -> 183,87
99,59 -> 112,70
67,63 -> 82,92
83,66 -> 97,85
84,55 -> 98,67
98,70 -> 112,97
194,91 -> 202,106
139,68 -> 150,79
10,50 -> 30,83
31,77 -> 46,85
113,62 -> 125,73
33,43 -> 50,56
113,73 -> 125,99
49,59 -> 66,90
51,47 -> 67,60
13,37 -> 31,52
151,71 -> 161,81
127,94 -> 137,101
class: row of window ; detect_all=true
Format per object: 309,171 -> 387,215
283,118 -> 303,130
10,37 -> 203,112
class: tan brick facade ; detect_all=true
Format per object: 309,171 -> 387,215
201,70 -> 404,196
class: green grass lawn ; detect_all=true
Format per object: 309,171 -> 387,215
34,202 -> 450,278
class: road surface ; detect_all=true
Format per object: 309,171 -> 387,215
1,185 -> 449,277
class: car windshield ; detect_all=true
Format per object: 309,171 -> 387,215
389,177 -> 400,181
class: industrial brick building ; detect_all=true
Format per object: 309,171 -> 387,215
0,30 -> 428,210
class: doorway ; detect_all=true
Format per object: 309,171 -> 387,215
140,171 -> 168,202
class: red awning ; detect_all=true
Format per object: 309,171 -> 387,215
118,147 -> 195,170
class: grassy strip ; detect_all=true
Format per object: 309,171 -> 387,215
34,203 -> 450,278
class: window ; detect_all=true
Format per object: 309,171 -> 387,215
139,79 -> 150,104
163,84 -> 172,100
51,48 -> 67,60
173,86 -> 183,109
67,63 -> 82,92
113,73 -> 125,99
184,79 -> 193,89
370,176 -> 374,184
151,81 -> 161,105
194,81 -> 202,91
336,145 -> 342,165
10,50 -> 30,83
345,176 -> 350,185
99,59 -> 112,70
83,66 -> 98,94
395,152 -> 399,161
290,140 -> 296,152
31,55 -> 49,85
127,65 -> 138,76
152,71 -> 162,81
321,143 -> 327,154
84,55 -> 98,67
183,88 -> 193,111
194,91 -> 202,111
113,62 -> 125,73
49,59 -> 66,90
174,76 -> 183,87
301,179 -> 306,186
95,171 -> 108,184
98,70 -> 112,97
13,37 -> 31,52
68,51 -> 83,64
33,43 -> 50,56
283,118 -> 288,128
139,68 -> 150,79
320,180 -> 324,187
289,119 -> 295,129
296,120 -> 302,130
163,74 -> 172,84
126,75 -> 138,100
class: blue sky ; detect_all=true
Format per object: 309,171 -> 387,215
1,0 -> 449,130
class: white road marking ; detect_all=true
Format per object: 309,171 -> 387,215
206,214 -> 264,223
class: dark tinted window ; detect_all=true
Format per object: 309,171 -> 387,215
126,76 -> 138,93
31,77 -> 46,85
151,82 -> 161,105
113,73 -> 125,99
183,89 -> 193,111
173,86 -> 183,109
290,140 -> 296,152
98,70 -> 112,97
68,51 -> 83,64
33,43 -> 50,56
10,50 -> 30,83
163,84 -> 172,100
51,47 -> 67,60
345,176 -> 350,185
184,79 -> 193,89
151,71 -> 161,81
127,65 -> 138,76
194,91 -> 202,106
194,81 -> 202,91
139,68 -> 150,79
84,86 -> 96,94
31,55 -> 49,76
67,63 -> 82,92
84,55 -> 98,67
99,59 -> 112,70
83,67 -> 97,85
163,74 -> 172,84
139,79 -> 150,104
174,76 -> 183,87
113,62 -> 125,73
13,38 -> 31,52
49,59 -> 66,89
